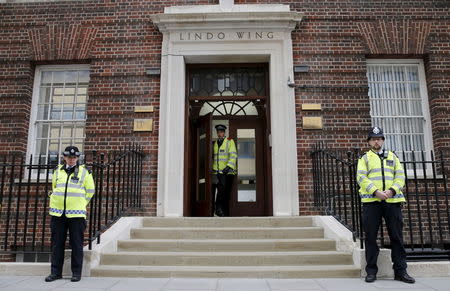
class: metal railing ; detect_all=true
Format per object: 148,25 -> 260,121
311,143 -> 450,260
0,145 -> 145,261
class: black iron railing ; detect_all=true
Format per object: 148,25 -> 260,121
0,145 -> 145,261
311,143 -> 450,260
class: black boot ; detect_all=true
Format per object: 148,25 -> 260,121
365,274 -> 376,283
394,273 -> 415,284
45,274 -> 62,282
215,208 -> 225,217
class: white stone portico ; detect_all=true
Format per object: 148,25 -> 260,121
151,2 -> 303,217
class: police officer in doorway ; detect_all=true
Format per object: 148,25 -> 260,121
45,146 -> 95,283
357,127 -> 415,284
213,124 -> 237,217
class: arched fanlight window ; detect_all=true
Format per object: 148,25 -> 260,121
199,101 -> 258,116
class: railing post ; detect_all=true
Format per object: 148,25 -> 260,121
440,151 -> 450,249
105,152 -> 111,226
421,151 -> 434,249
120,148 -> 126,212
41,158 -> 52,252
126,144 -> 132,208
132,144 -> 137,207
22,154 -> 34,253
341,152 -> 348,226
411,150 -> 425,250
430,150 -> 444,248
97,153 -> 105,244
13,154 -> 25,252
88,150 -> 97,250
112,151 -> 118,219
402,151 -> 415,252
32,154 -> 43,253
311,147 -> 318,207
138,145 -> 144,208
0,155 -> 7,252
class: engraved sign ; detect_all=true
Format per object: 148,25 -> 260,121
134,119 -> 153,132
178,31 -> 276,41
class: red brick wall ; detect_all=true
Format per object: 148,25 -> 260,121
0,1 -> 449,219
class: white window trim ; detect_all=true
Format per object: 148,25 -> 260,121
26,64 -> 90,170
367,59 -> 434,177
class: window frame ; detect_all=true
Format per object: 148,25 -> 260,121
366,59 -> 434,177
366,59 -> 433,153
26,64 -> 90,167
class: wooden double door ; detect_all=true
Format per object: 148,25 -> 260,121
186,113 -> 271,217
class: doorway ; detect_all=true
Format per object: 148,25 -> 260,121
184,64 -> 272,217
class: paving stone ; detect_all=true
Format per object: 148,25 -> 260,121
217,278 -> 270,291
0,275 -> 30,288
164,278 -> 218,290
266,279 -> 323,290
5,276 -> 67,290
401,277 -> 450,291
108,278 -> 169,291
58,277 -> 120,289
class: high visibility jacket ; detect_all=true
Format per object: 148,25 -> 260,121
50,164 -> 95,218
357,150 -> 406,203
213,138 -> 237,175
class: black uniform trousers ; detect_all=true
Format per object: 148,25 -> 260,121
215,174 -> 234,216
363,201 -> 407,276
50,215 -> 86,276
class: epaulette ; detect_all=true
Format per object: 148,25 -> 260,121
358,152 -> 367,159
83,165 -> 92,174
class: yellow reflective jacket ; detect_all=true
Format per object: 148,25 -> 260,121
50,164 -> 95,218
213,138 -> 237,175
357,150 -> 406,203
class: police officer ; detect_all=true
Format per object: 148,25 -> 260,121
213,124 -> 237,217
357,127 -> 415,284
45,146 -> 95,283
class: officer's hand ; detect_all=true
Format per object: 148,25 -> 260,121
222,166 -> 231,174
374,190 -> 388,200
384,190 -> 394,198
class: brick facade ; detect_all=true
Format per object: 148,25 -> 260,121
0,0 -> 449,219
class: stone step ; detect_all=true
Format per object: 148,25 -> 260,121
141,217 -> 314,228
91,265 -> 360,278
117,238 -> 336,252
100,251 -> 353,266
130,227 -> 324,239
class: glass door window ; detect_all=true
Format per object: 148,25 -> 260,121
237,129 -> 256,202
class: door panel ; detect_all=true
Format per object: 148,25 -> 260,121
193,113 -> 213,216
229,119 -> 266,216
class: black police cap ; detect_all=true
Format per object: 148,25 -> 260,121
63,146 -> 81,157
367,126 -> 385,141
215,124 -> 227,131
